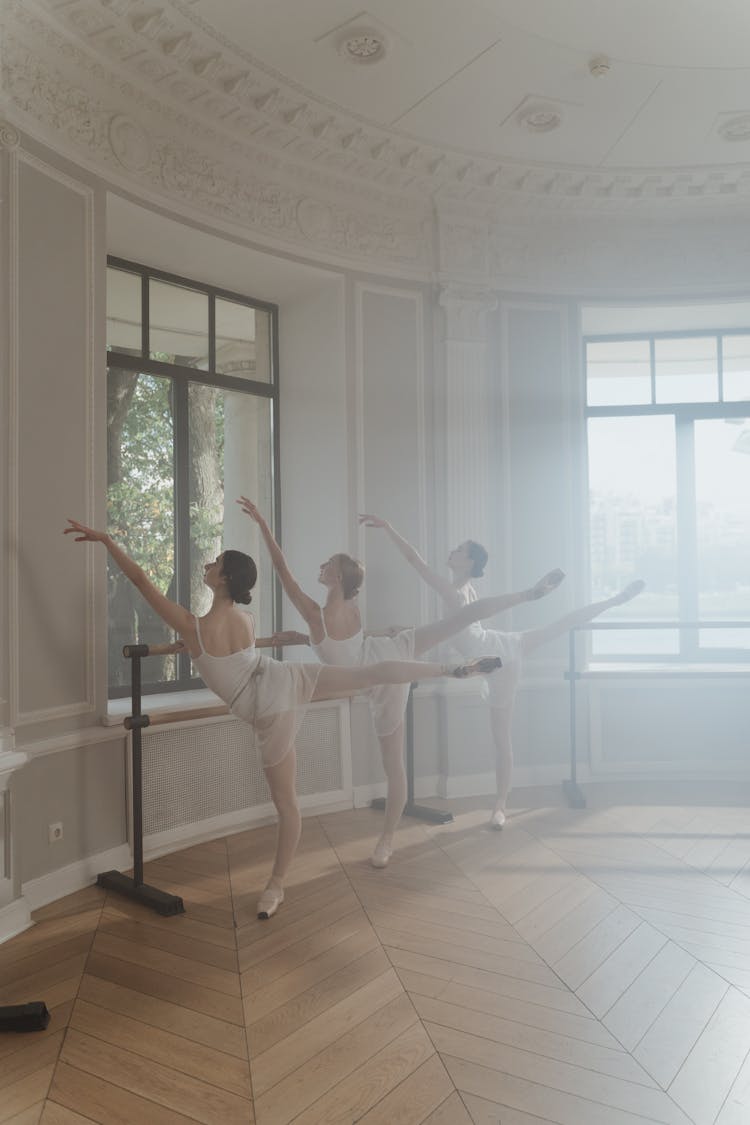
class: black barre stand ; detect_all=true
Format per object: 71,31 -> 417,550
371,684 -> 454,825
563,629 -> 587,810
96,642 -> 185,916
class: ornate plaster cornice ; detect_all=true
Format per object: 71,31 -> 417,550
14,0 -> 750,215
1,7 -> 433,275
5,1 -> 750,295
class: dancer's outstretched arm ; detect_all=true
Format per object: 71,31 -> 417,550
64,519 -> 193,637
237,498 -> 322,634
359,514 -> 458,602
360,513 -> 564,622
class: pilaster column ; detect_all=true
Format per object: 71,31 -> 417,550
0,728 -> 31,943
438,286 -> 498,552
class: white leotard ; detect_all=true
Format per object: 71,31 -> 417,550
310,612 -> 415,737
310,619 -> 363,666
192,616 -> 321,767
450,586 -> 522,710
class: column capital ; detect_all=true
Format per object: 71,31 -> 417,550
0,121 -> 20,150
439,286 -> 497,342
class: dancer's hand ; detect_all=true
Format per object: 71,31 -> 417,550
237,497 -> 265,525
63,519 -> 108,543
359,513 -> 390,530
271,630 -> 310,646
530,568 -> 565,600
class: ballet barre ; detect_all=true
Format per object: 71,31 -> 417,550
565,619 -> 750,810
98,640 -> 196,916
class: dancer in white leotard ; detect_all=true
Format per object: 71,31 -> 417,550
359,514 -> 645,829
64,518 -> 501,918
237,499 -> 563,867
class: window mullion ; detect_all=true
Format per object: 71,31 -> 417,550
173,378 -> 192,685
675,415 -> 698,658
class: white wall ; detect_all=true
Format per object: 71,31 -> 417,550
5,122 -> 750,933
276,277 -> 348,638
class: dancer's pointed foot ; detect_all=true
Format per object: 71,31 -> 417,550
257,883 -> 284,920
449,656 -> 502,678
489,807 -> 506,830
530,568 -> 566,600
370,836 -> 393,868
612,579 -> 646,606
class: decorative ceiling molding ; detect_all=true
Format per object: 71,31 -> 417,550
15,0 -> 750,214
2,6 -> 433,276
5,1 -> 750,296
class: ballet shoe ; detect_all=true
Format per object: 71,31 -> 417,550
489,808 -> 506,830
370,837 -> 393,868
616,579 -> 646,605
257,885 -> 284,920
531,568 -> 566,599
450,656 -> 502,678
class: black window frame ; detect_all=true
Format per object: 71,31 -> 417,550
106,256 -> 282,697
585,326 -> 750,663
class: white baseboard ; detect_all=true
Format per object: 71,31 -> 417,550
440,763 -> 588,799
21,844 -> 132,912
353,775 -> 441,809
19,791 -> 355,910
143,790 -> 353,862
0,896 -> 33,945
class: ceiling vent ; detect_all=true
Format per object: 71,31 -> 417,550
518,105 -> 562,133
717,113 -> 750,142
589,55 -> 611,77
336,26 -> 388,64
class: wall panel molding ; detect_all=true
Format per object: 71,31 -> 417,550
10,148 -> 97,727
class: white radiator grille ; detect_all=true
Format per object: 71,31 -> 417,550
142,704 -> 346,837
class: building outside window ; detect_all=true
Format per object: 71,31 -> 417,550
585,319 -> 750,660
105,260 -> 279,696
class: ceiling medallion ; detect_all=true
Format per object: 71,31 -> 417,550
518,105 -> 562,133
336,27 -> 388,64
718,114 -> 750,142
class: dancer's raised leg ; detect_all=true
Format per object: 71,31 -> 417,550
311,656 -> 500,701
520,579 -> 645,657
259,749 -> 300,918
412,569 -> 565,657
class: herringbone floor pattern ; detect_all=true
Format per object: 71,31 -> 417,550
3,781 -> 750,1124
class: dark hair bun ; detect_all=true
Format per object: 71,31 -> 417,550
466,540 -> 489,579
221,550 -> 258,605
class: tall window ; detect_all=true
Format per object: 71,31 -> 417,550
586,329 -> 750,659
106,259 -> 279,695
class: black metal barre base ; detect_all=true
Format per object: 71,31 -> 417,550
0,1002 -> 51,1032
97,870 -> 185,916
370,797 -> 454,825
562,778 -> 587,809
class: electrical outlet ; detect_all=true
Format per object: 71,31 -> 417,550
48,822 -> 63,843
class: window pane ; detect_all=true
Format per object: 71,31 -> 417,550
107,268 -> 141,354
149,280 -> 208,367
188,389 -> 275,642
722,334 -> 750,401
107,369 -> 176,690
586,339 -> 651,406
215,299 -> 273,383
694,419 -> 750,651
654,337 -> 718,403
588,415 -> 678,655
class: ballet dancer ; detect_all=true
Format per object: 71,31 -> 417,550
359,514 -> 644,829
64,518 -> 501,917
237,498 -> 563,867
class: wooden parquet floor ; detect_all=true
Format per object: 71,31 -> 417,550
3,782 -> 750,1124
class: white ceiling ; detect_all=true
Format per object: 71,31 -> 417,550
188,0 -> 750,170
